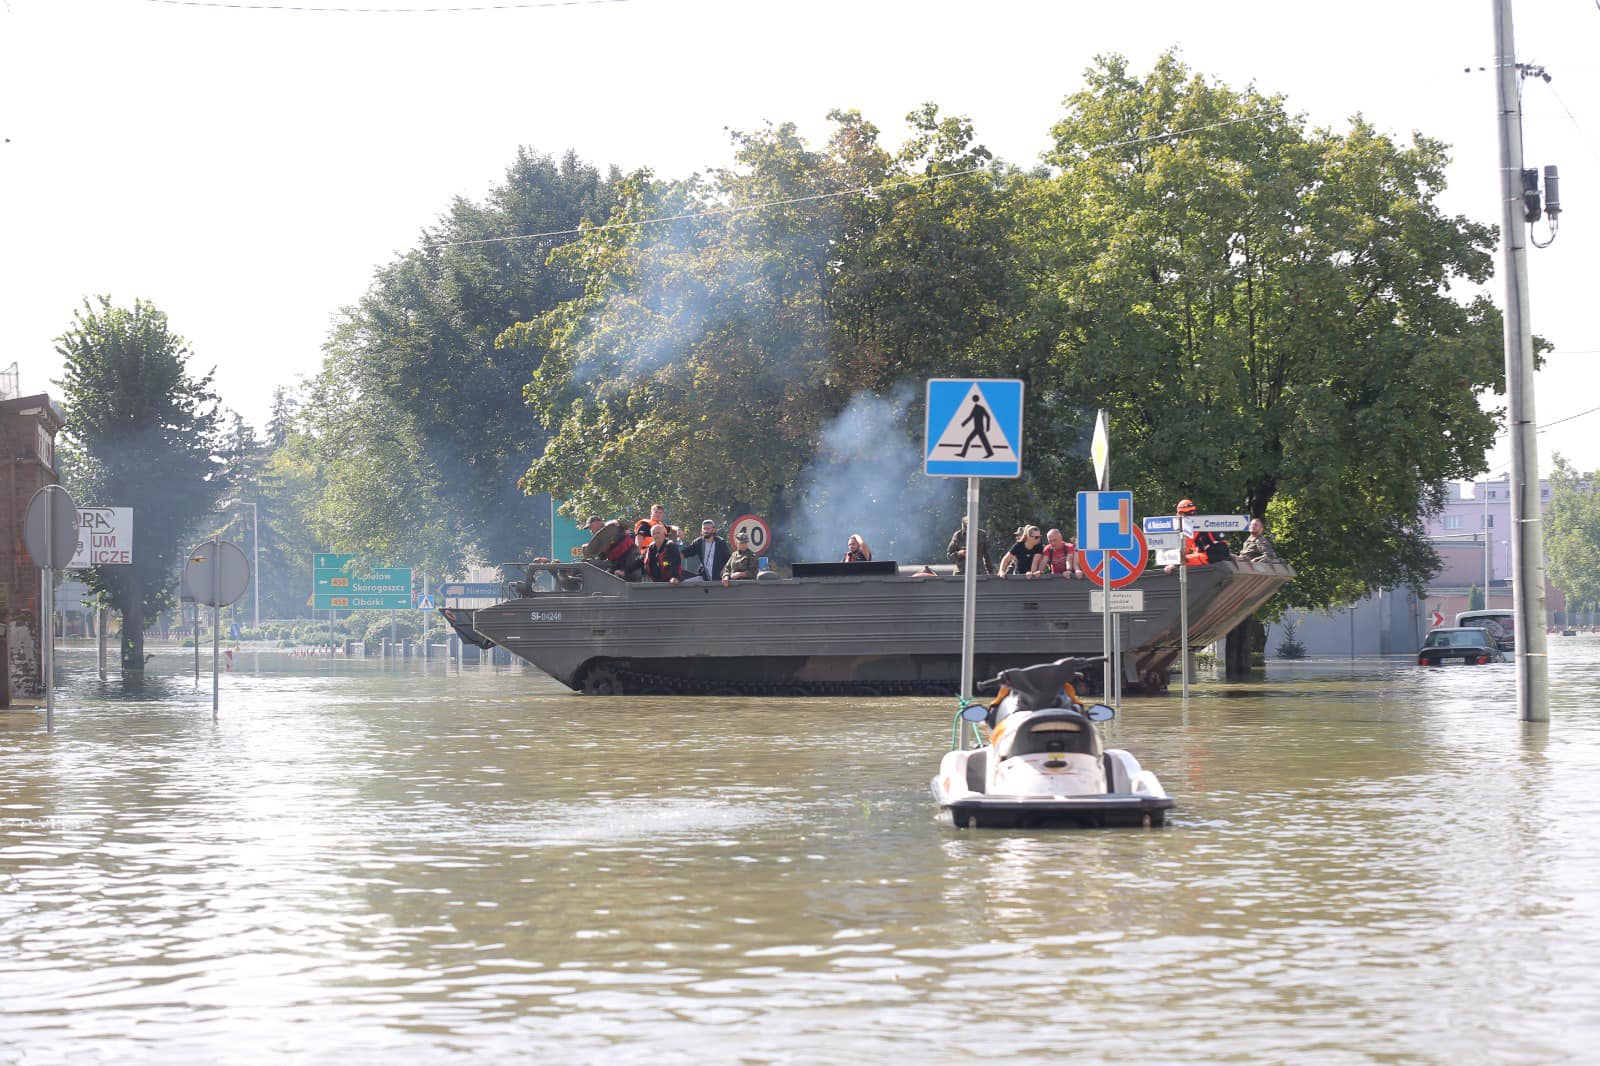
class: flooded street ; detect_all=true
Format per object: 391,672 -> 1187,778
4,642 -> 1599,1063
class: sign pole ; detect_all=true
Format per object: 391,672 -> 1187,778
1179,511 -> 1190,699
42,540 -> 54,734
1097,412 -> 1112,702
924,378 -> 1024,704
960,477 -> 980,702
211,538 -> 221,720
23,485 -> 80,732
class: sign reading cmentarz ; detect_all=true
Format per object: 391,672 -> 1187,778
71,507 -> 134,566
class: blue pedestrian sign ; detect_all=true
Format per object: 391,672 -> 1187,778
1077,491 -> 1136,552
925,379 -> 1024,478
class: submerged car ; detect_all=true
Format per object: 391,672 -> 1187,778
1418,627 -> 1506,666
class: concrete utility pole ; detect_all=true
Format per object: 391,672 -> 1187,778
1492,0 -> 1549,722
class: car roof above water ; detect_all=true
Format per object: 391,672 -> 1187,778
1425,627 -> 1496,644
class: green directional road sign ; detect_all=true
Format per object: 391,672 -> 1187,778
312,554 -> 413,610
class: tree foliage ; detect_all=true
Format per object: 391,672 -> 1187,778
54,296 -> 228,669
1037,52 -> 1505,608
301,149 -> 619,573
510,109 -> 1037,559
1545,456 -> 1600,610
285,54 -> 1513,614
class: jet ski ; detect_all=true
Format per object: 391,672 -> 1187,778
931,657 -> 1174,829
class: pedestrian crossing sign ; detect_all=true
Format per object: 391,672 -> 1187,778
924,378 -> 1024,478
415,594 -> 435,610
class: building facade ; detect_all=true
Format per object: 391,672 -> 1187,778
1,392 -> 68,698
1283,476 -> 1583,660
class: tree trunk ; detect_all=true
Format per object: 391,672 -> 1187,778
119,570 -> 145,674
1224,617 -> 1264,678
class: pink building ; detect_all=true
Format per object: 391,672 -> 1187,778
1423,477 -> 1553,601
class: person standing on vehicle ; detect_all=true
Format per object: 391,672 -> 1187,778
1032,528 -> 1082,578
683,519 -> 730,582
947,517 -> 991,575
1173,498 -> 1232,566
1000,526 -> 1045,578
722,530 -> 760,585
642,523 -> 683,584
842,534 -> 872,563
1237,517 -> 1278,563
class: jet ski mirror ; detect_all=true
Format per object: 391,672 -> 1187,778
961,704 -> 990,723
1083,703 -> 1115,723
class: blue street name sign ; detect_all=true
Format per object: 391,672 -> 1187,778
1142,516 -> 1180,534
438,582 -> 503,599
1077,490 -> 1137,552
925,379 -> 1024,478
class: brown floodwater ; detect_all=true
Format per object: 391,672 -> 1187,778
3,641 -> 1598,1063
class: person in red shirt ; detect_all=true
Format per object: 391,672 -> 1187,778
1032,528 -> 1082,578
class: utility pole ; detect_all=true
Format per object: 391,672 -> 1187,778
1492,0 -> 1549,722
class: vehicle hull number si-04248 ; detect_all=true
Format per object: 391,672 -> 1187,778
530,611 -> 563,622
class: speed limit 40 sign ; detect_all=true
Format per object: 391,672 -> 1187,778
730,514 -> 774,556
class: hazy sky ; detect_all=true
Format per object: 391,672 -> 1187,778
2,0 -> 1595,477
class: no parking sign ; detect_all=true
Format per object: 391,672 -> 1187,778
1078,526 -> 1149,589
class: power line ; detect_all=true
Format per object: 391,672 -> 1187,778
1537,403 -> 1600,433
1538,82 -> 1600,164
440,112 -> 1276,249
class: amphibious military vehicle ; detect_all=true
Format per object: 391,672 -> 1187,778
440,557 -> 1293,696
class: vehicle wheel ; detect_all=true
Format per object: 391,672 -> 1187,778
583,667 -> 621,696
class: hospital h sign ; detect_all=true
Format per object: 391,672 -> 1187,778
1076,490 -> 1136,552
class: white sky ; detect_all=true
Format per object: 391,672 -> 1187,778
2,0 -> 1596,475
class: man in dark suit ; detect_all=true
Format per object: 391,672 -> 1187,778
682,519 -> 729,583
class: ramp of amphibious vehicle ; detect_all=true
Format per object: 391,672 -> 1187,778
443,560 -> 1294,696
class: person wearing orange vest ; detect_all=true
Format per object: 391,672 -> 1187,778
1176,498 -> 1231,566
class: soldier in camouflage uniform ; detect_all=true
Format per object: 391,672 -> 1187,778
946,518 -> 992,575
1237,517 -> 1279,564
722,531 -> 761,584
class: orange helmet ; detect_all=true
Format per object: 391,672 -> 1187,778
1176,499 -> 1196,514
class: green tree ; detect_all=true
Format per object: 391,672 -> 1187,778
1545,456 -> 1600,612
54,297 -> 228,671
512,109 -> 1035,551
1467,584 -> 1485,612
265,386 -> 299,449
1037,53 -> 1506,673
252,430 -> 330,619
305,148 -> 618,571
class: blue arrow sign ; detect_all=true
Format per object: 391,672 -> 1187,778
925,379 -> 1024,478
1142,516 -> 1180,534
